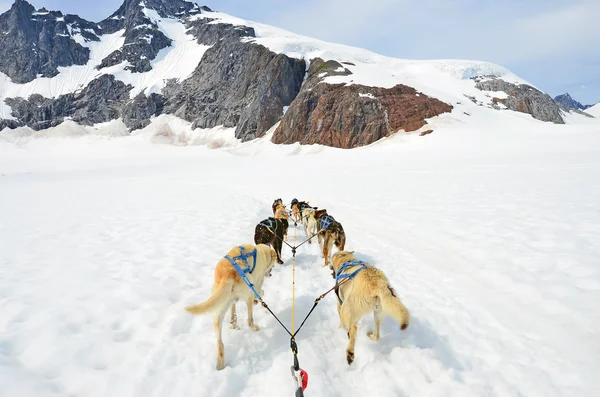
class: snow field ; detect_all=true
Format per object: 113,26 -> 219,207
1,125 -> 599,396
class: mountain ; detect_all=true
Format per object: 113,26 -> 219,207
0,0 -> 571,148
586,103 -> 600,118
554,93 -> 591,110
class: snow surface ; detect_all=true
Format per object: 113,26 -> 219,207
586,103 -> 600,118
1,121 -> 600,397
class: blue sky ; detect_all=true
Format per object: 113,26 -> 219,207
2,0 -> 598,104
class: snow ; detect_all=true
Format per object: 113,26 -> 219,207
586,102 -> 600,118
1,121 -> 600,397
102,10 -> 211,97
358,93 -> 375,99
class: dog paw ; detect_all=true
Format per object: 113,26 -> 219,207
231,323 -> 239,330
250,324 -> 260,331
216,361 -> 225,371
368,331 -> 379,341
277,259 -> 284,265
346,350 -> 354,365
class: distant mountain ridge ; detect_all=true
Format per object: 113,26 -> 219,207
0,0 -> 582,148
553,93 -> 592,111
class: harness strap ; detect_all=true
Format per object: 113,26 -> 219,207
224,246 -> 261,299
260,218 -> 278,232
334,260 -> 367,305
320,214 -> 335,230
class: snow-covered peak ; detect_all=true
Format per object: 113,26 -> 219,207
586,103 -> 600,118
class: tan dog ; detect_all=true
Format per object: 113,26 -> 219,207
330,251 -> 410,365
185,244 -> 277,370
274,203 -> 290,241
302,207 -> 318,243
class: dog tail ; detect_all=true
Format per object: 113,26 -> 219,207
185,279 -> 233,316
379,286 -> 410,330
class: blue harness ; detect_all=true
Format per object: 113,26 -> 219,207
320,215 -> 335,230
224,246 -> 262,300
334,260 -> 367,304
260,218 -> 279,232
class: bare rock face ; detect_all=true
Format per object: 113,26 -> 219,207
0,0 -> 101,84
475,77 -> 564,124
163,30 -> 306,141
5,75 -> 132,130
271,59 -> 453,148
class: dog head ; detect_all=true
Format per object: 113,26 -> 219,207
330,250 -> 356,277
273,198 -> 283,206
275,204 -> 289,219
314,209 -> 328,219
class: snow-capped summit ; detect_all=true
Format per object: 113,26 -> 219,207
0,0 -> 589,148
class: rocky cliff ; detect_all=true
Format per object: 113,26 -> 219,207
474,77 -> 564,124
272,59 -> 453,148
0,0 -> 101,83
0,0 -> 572,149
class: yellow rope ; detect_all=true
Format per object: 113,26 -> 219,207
291,219 -> 297,334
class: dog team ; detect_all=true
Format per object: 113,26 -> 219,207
185,198 -> 410,370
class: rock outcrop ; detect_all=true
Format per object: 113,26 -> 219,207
475,77 -> 564,124
163,18 -> 305,141
0,0 -> 101,83
5,75 -> 132,129
271,59 -> 453,148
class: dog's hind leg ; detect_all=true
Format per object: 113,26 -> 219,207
247,296 -> 260,331
317,233 -> 324,256
213,306 -> 228,370
368,308 -> 384,341
324,235 -> 335,267
336,231 -> 346,251
274,237 -> 284,264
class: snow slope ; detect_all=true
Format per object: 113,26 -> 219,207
1,122 -> 599,397
586,103 -> 600,118
191,10 -> 531,109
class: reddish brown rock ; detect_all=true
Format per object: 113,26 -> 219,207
272,58 -> 453,149
420,129 -> 434,136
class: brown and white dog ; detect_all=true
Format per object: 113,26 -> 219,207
185,244 -> 277,370
330,251 -> 410,365
313,209 -> 346,267
254,217 -> 288,264
290,199 -> 311,223
272,198 -> 283,216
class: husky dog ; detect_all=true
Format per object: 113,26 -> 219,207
301,206 -> 318,243
290,198 -> 311,223
254,217 -> 287,264
274,203 -> 290,241
272,198 -> 283,215
185,244 -> 277,370
330,251 -> 410,365
313,209 -> 346,267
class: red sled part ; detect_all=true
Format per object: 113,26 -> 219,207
300,370 -> 308,391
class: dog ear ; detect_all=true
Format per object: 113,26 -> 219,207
349,251 -> 354,254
